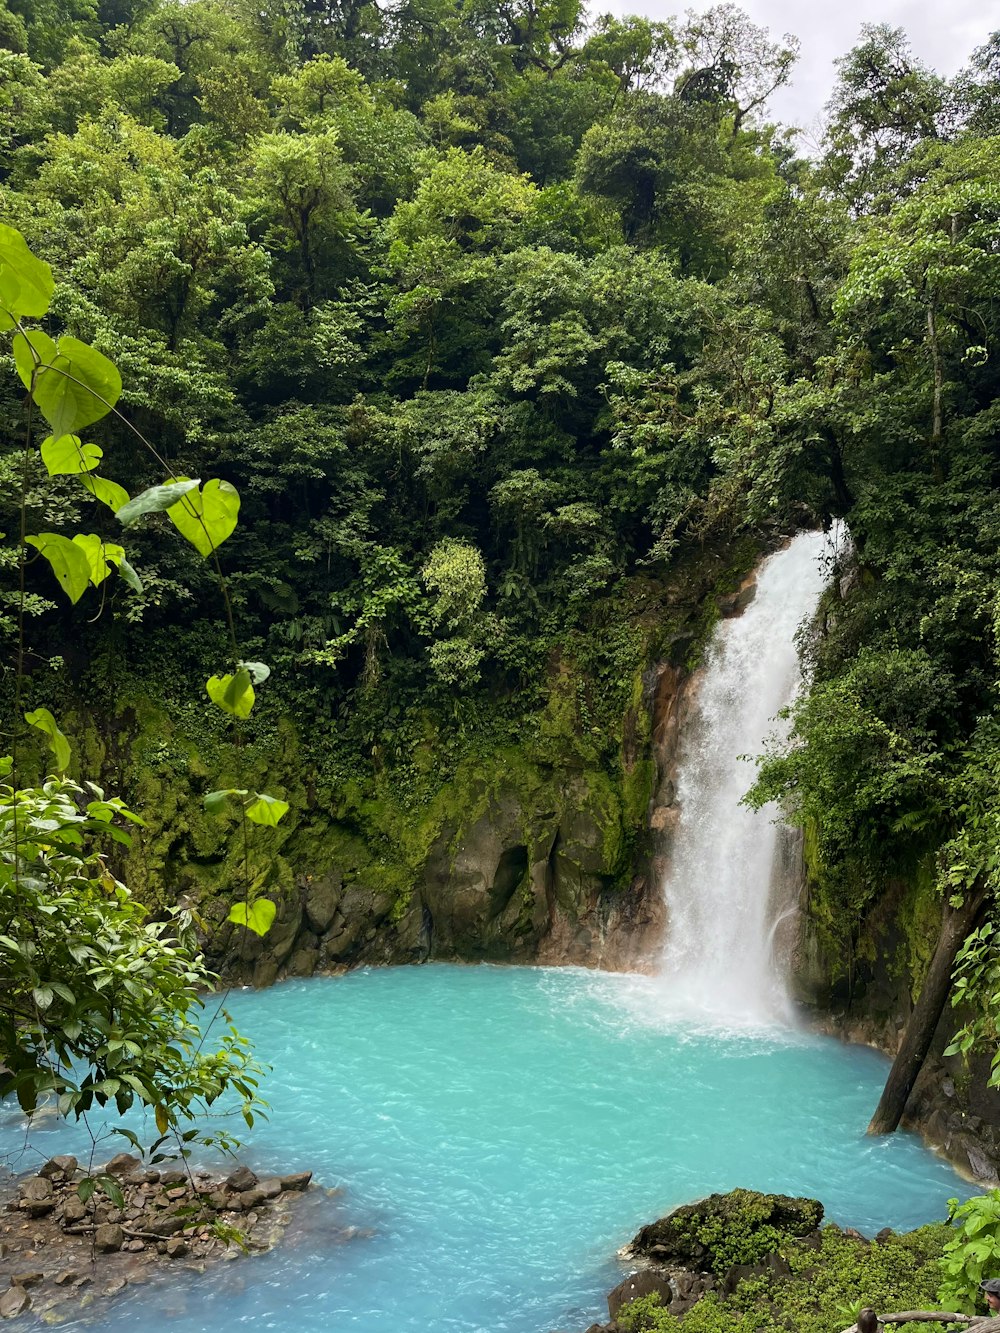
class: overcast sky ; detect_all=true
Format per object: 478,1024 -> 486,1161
599,0 -> 996,138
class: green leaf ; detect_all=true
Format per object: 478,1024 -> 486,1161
116,555 -> 143,594
12,329 -> 57,390
228,899 -> 276,937
239,661 -> 271,685
78,473 -> 130,512
0,224 -> 55,322
204,788 -> 248,815
28,335 -> 122,437
40,434 -> 102,477
206,668 -> 255,719
245,793 -> 290,827
32,986 -> 53,1010
72,534 -> 125,587
77,1178 -> 97,1204
25,707 -> 71,773
116,478 -> 200,526
167,478 -> 240,558
25,533 -> 91,603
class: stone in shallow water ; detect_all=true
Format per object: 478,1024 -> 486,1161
0,1287 -> 30,1319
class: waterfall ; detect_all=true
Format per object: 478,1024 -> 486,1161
656,531 -> 829,1026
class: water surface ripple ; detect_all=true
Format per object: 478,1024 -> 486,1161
0,966 -> 969,1332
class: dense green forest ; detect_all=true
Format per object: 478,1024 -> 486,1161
3,0 -> 1000,1092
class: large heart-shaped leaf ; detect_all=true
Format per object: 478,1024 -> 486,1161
24,707 -> 71,773
116,479 -> 200,526
12,329 -> 56,389
206,668 -> 255,718
25,533 -> 92,603
0,225 -> 54,326
72,534 -> 126,587
15,334 -> 122,437
41,434 -> 102,476
79,473 -> 130,513
245,793 -> 290,827
168,478 -> 240,558
228,899 -> 276,937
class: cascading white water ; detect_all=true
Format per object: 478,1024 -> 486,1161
657,530 -> 829,1026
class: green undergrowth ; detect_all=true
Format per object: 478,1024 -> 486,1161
618,1223 -> 951,1333
14,538 -> 759,940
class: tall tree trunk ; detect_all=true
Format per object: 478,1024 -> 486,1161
867,885 -> 988,1136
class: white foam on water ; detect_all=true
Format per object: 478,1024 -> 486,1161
653,530 -> 832,1027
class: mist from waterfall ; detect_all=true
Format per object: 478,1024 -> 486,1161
656,531 -> 830,1027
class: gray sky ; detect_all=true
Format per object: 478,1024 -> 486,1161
598,0 -> 997,137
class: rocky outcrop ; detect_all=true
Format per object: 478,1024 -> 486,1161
584,1189 -> 829,1330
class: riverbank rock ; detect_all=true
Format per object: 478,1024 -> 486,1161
0,1157 -> 318,1322
627,1188 -> 824,1273
583,1189 -> 948,1333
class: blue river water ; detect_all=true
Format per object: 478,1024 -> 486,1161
0,965 -> 970,1332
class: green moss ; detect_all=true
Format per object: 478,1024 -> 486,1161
618,1222 -> 952,1333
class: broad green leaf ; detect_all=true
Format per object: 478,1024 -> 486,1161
116,478 -> 200,526
245,792 -> 290,827
25,533 -> 92,603
0,225 -> 54,322
168,478 -> 240,558
32,986 -> 53,1010
27,335 -> 122,437
72,534 -> 125,587
228,899 -> 276,937
204,788 -> 248,815
12,329 -> 57,390
79,473 -> 130,512
116,555 -> 143,593
239,660 -> 271,684
40,434 -> 102,476
155,1103 -> 169,1135
206,668 -> 255,718
24,707 -> 71,773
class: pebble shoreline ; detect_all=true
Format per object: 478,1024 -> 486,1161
0,1152 -> 313,1322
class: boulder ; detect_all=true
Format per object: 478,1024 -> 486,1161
94,1223 -> 124,1253
38,1155 -> 77,1181
225,1165 -> 258,1194
61,1197 -> 87,1224
0,1287 -> 30,1319
278,1171 -> 312,1192
629,1190 -> 824,1274
304,875 -> 343,934
607,1269 -> 674,1320
18,1178 -> 54,1217
105,1153 -> 141,1178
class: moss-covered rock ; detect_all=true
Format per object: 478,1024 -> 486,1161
629,1189 -> 825,1274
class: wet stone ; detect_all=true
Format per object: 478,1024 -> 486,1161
94,1224 -> 124,1253
0,1287 -> 30,1319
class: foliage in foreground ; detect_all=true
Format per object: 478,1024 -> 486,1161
0,769 -> 266,1151
617,1223 -> 951,1333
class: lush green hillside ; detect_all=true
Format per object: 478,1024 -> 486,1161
3,0 -> 1000,1137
